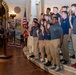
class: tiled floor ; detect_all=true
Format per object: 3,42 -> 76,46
0,46 -> 52,75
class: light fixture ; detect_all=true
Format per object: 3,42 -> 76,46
9,11 -> 16,19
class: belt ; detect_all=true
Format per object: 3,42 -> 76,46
51,38 -> 59,40
64,34 -> 68,35
45,39 -> 51,40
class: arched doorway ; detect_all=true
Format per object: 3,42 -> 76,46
0,0 -> 9,31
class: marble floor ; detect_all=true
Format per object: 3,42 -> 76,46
23,46 -> 76,75
0,46 -> 52,75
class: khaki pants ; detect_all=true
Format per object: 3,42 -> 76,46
50,39 -> 60,66
33,37 -> 39,59
61,34 -> 69,61
72,34 -> 76,58
44,40 -> 51,61
27,36 -> 34,55
39,40 -> 45,60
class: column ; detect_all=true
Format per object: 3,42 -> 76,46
36,0 -> 41,19
30,0 -> 37,23
26,0 -> 31,22
29,0 -> 44,23
41,0 -> 44,13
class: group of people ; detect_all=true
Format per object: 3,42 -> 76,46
27,4 -> 76,71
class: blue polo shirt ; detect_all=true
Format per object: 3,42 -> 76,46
30,26 -> 35,36
32,26 -> 39,37
71,14 -> 76,34
61,18 -> 71,35
44,31 -> 51,40
55,13 -> 61,18
71,13 -> 76,24
38,29 -> 44,40
48,23 -> 63,40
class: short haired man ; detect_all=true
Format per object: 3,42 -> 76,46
47,17 -> 63,71
61,11 -> 72,64
53,7 -> 61,24
70,4 -> 76,58
46,8 -> 51,15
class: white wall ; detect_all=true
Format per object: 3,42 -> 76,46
30,0 -> 41,23
44,0 -> 76,12
4,0 -> 76,21
4,0 -> 26,32
4,0 -> 26,19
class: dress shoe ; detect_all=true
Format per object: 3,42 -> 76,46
44,61 -> 51,66
70,55 -> 75,59
59,53 -> 63,55
29,55 -> 35,58
62,60 -> 69,64
60,59 -> 65,62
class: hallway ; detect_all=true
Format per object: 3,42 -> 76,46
0,47 -> 51,75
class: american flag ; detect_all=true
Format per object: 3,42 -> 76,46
22,10 -> 28,41
22,10 -> 27,28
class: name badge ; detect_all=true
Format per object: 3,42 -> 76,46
73,16 -> 75,18
54,28 -> 56,31
48,34 -> 50,35
63,21 -> 66,23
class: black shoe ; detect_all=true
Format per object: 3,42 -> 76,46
61,60 -> 69,64
29,55 -> 35,58
60,59 -> 65,62
70,55 -> 75,59
59,53 -> 63,55
45,54 -> 47,58
44,61 -> 51,66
